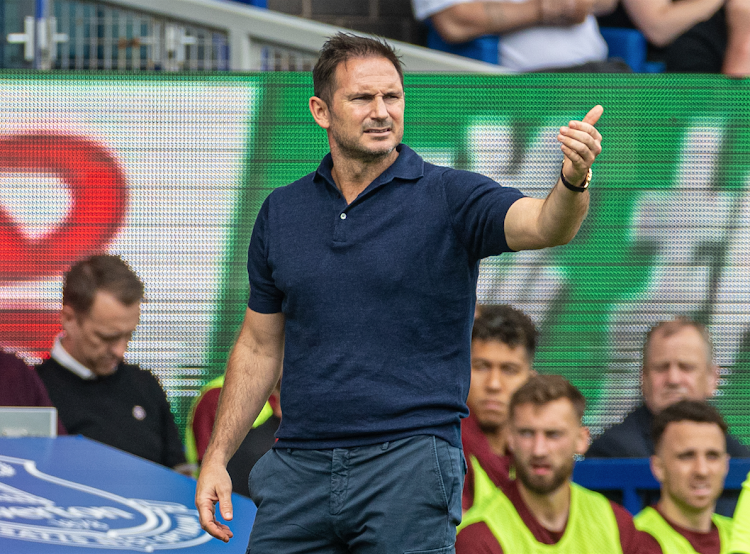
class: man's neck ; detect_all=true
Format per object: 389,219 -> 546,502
482,423 -> 508,457
53,335 -> 96,380
657,498 -> 715,533
329,147 -> 398,204
517,480 -> 571,533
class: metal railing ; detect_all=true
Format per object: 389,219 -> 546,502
5,0 -> 509,72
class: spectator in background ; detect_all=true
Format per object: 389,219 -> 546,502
412,0 -> 622,72
588,317 -> 748,458
187,377 -> 281,497
635,400 -> 732,554
463,304 -> 536,511
0,349 -> 66,435
598,0 -> 750,75
588,317 -> 748,516
456,374 -> 651,553
36,255 -> 191,474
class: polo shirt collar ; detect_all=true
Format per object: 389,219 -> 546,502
50,333 -> 96,380
313,144 -> 425,194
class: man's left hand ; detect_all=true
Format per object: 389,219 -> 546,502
557,105 -> 603,187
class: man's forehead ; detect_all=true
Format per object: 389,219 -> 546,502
334,57 -> 402,89
661,420 -> 726,450
648,326 -> 708,353
512,399 -> 579,426
81,291 -> 141,326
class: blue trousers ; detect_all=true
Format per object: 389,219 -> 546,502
246,435 -> 464,554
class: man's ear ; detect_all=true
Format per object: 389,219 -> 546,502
60,305 -> 76,330
309,96 -> 331,130
707,363 -> 720,397
650,454 -> 665,484
576,426 -> 590,456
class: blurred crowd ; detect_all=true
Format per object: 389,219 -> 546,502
412,0 -> 750,75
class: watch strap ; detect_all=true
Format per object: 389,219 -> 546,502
560,164 -> 591,193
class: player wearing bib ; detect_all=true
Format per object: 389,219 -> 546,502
635,400 -> 732,554
456,375 -> 651,554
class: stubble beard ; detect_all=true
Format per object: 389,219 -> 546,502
514,457 -> 573,496
330,119 -> 397,163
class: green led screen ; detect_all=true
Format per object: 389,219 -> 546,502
1,72 -> 750,442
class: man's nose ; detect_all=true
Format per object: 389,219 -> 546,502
487,368 -> 502,391
665,364 -> 682,384
694,455 -> 709,476
371,96 -> 389,120
532,434 -> 548,456
110,338 -> 129,360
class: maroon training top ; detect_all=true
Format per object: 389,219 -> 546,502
0,349 -> 66,435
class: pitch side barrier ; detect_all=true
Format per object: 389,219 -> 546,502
574,458 -> 750,515
0,436 -> 255,552
1,72 -> 750,448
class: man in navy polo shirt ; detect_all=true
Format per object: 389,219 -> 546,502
196,32 -> 603,553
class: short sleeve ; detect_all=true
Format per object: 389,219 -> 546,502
612,502 -> 662,554
440,168 -> 525,261
456,522 -> 503,554
247,195 -> 284,314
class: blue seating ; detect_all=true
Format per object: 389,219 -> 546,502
233,0 -> 267,6
424,19 -> 665,73
425,20 -> 499,65
600,26 -> 665,73
574,458 -> 750,514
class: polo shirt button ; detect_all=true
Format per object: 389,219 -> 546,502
340,213 -> 347,220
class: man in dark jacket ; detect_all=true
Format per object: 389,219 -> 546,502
588,317 -> 748,514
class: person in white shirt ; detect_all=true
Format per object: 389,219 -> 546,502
412,0 -> 619,72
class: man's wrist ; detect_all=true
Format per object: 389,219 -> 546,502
201,448 -> 229,468
560,164 -> 591,192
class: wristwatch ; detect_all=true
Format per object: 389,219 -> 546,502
560,163 -> 592,193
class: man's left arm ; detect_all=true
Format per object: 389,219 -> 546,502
504,105 -> 603,252
723,0 -> 750,77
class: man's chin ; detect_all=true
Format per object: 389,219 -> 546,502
94,362 -> 120,376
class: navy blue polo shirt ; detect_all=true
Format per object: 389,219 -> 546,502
248,144 -> 524,449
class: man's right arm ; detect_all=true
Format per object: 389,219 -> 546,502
429,2 -> 542,44
621,0 -> 724,47
428,0 -> 605,44
195,308 -> 285,542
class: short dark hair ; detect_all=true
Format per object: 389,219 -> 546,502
313,32 -> 404,106
643,317 -> 714,370
510,374 -> 586,422
652,399 -> 728,450
63,255 -> 144,315
472,305 -> 537,360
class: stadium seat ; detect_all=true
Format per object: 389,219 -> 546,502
425,20 -> 499,65
232,0 -> 267,6
425,20 -> 665,73
600,27 -> 665,73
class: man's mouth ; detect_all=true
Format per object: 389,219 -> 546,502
530,462 -> 552,475
364,127 -> 391,134
690,482 -> 711,495
482,401 -> 505,412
